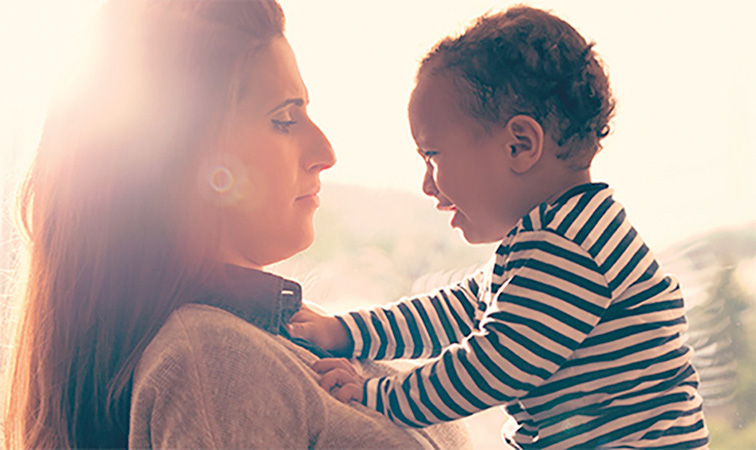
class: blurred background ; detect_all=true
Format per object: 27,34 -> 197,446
1,1 -> 754,447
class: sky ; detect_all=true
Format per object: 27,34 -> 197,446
1,0 -> 755,251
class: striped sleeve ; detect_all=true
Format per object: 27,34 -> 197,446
335,271 -> 484,360
360,230 -> 613,427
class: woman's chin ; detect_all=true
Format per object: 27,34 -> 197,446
272,226 -> 316,263
295,227 -> 316,253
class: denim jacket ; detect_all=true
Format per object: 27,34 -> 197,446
194,264 -> 333,358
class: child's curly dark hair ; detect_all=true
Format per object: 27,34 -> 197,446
420,5 -> 615,168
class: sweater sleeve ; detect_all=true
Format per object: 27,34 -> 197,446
359,231 -> 613,427
335,270 -> 485,361
129,308 -> 326,448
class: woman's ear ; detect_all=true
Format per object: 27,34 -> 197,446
505,115 -> 544,174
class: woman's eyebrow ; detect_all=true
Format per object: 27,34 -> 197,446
267,98 -> 305,115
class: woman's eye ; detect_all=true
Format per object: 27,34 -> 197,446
272,119 -> 297,133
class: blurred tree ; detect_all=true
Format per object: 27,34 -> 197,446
658,226 -> 756,448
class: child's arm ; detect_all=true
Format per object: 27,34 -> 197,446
313,232 -> 613,428
288,271 -> 485,360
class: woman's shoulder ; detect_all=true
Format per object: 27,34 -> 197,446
136,303 -> 293,377
163,301 -> 271,337
152,302 -> 272,342
133,303 -> 315,402
131,304 -> 471,449
130,306 -> 328,448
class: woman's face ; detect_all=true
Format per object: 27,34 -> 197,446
214,37 -> 335,269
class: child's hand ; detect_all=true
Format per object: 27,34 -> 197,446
287,302 -> 350,354
311,358 -> 365,404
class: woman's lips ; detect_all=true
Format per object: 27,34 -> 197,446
295,192 -> 320,207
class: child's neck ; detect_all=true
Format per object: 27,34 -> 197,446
542,169 -> 592,205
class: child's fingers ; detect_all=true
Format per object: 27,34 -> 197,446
289,307 -> 317,324
286,322 -> 311,340
332,382 -> 363,404
311,358 -> 365,403
318,367 -> 359,392
291,301 -> 329,322
288,305 -> 322,340
311,358 -> 355,375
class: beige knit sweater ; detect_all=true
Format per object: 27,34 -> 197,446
128,304 -> 471,448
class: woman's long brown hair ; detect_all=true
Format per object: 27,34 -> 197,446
2,1 -> 284,447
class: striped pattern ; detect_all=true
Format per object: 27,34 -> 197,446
337,183 -> 708,449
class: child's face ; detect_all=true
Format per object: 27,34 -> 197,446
409,73 -> 523,243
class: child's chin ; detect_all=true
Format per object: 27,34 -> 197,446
458,227 -> 503,245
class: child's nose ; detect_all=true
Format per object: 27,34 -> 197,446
422,164 -> 439,197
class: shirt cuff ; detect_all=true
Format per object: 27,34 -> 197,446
334,313 -> 362,358
362,377 -> 382,412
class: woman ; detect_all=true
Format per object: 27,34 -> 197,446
1,1 -> 468,448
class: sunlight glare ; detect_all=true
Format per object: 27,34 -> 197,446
0,0 -> 104,173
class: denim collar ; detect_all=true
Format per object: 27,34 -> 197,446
195,265 -> 334,358
196,264 -> 302,335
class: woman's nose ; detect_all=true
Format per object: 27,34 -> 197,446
307,123 -> 336,172
422,162 -> 438,197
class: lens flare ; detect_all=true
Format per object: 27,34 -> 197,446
209,166 -> 234,193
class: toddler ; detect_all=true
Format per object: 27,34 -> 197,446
290,6 -> 709,449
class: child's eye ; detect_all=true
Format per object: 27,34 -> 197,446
272,119 -> 297,133
422,151 -> 438,162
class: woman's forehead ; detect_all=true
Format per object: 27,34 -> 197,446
238,37 -> 308,115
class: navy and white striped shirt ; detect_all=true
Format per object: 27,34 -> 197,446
336,183 -> 709,449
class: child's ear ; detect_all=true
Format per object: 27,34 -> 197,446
504,115 -> 544,174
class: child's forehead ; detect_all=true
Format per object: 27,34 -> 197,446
411,72 -> 495,134
409,74 -> 496,145
411,73 -> 465,118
